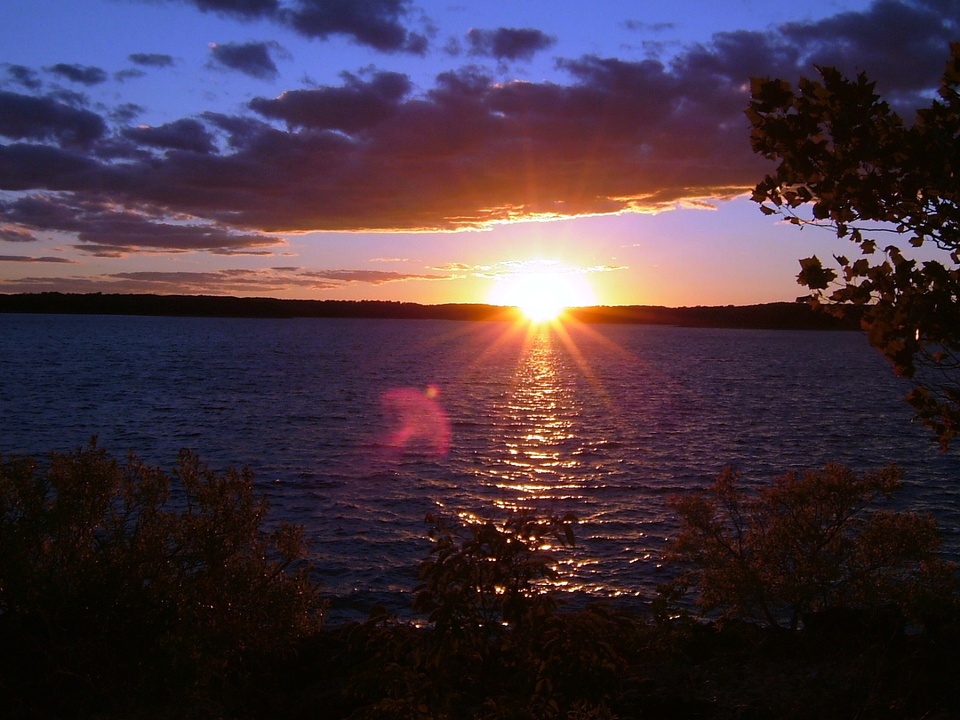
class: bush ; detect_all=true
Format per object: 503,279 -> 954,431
414,510 -> 576,643
0,440 -> 323,717
665,463 -> 957,631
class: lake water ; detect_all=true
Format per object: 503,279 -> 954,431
1,313 -> 958,621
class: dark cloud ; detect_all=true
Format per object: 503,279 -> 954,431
128,53 -> 176,68
0,225 -> 38,242
623,20 -> 675,33
209,247 -> 276,255
0,265 -> 445,295
111,103 -> 144,124
181,0 -> 280,19
208,41 -> 281,79
249,71 -> 410,131
0,91 -> 106,147
1,0 -> 957,250
1,194 -> 280,253
47,87 -> 90,107
4,64 -> 42,90
149,0 -> 425,53
0,269 -> 313,294
122,118 -> 216,154
466,27 -> 555,61
46,63 -> 109,86
0,254 -> 75,263
0,144 -> 102,191
202,112 -> 274,149
115,68 -> 146,82
777,0 -> 960,107
283,0 -> 426,54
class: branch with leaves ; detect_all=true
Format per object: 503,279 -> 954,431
748,43 -> 960,449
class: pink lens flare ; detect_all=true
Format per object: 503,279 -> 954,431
380,385 -> 451,456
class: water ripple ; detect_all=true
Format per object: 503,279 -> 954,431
2,314 -> 957,622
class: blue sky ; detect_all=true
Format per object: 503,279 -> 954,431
1,0 -> 956,306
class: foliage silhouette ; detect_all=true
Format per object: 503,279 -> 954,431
0,439 -> 322,717
748,43 -> 960,449
414,510 -> 576,635
391,510 -> 633,719
0,444 -> 957,719
665,463 -> 958,631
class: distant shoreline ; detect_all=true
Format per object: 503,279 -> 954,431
0,292 -> 860,330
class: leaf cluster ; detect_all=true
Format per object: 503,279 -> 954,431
0,439 -> 323,717
748,43 -> 960,449
414,510 -> 575,636
353,509 -> 636,719
665,463 -> 958,631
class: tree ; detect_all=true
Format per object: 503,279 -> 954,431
665,463 -> 956,631
414,510 -> 576,642
747,43 -> 960,449
0,441 -> 323,716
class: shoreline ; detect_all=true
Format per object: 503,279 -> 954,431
0,292 -> 860,330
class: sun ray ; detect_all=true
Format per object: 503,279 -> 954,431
487,260 -> 596,323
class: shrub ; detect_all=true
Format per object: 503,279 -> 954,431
0,440 -> 323,716
665,463 -> 957,630
414,510 -> 576,640
411,510 -> 577,716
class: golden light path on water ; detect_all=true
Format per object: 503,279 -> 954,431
454,314 -> 646,599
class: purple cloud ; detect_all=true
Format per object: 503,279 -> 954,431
0,91 -> 106,147
122,119 -> 216,154
466,27 -> 556,61
1,195 -> 280,253
0,224 -> 37,242
248,71 -> 410,131
208,41 -> 281,80
284,0 -> 426,53
3,64 -> 42,90
0,254 -> 76,263
145,0 -> 425,53
46,63 -> 108,86
0,265 -> 449,295
128,53 -> 176,68
0,0 -> 957,251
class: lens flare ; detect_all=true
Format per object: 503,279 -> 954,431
380,385 -> 450,456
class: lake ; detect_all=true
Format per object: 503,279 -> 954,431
1,313 -> 957,620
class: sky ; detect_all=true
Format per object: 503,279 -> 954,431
1,0 -> 958,307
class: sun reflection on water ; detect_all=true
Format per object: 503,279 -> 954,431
434,315 -> 654,603
483,322 -> 609,595
490,326 -> 581,497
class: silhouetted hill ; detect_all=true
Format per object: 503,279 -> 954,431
0,293 -> 860,330
567,303 -> 861,329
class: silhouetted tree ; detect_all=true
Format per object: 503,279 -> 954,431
748,43 -> 960,449
0,441 -> 322,716
666,463 -> 956,631
414,510 -> 575,642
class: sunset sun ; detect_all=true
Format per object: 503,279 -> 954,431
487,261 -> 597,323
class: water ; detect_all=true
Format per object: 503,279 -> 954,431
1,313 -> 957,620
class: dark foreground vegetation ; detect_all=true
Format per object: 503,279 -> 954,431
2,442 -> 957,720
0,292 -> 859,330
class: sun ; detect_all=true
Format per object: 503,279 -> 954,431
487,261 -> 597,323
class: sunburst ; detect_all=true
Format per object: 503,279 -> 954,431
487,260 -> 596,323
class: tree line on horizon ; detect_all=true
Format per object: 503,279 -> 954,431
0,292 -> 858,329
